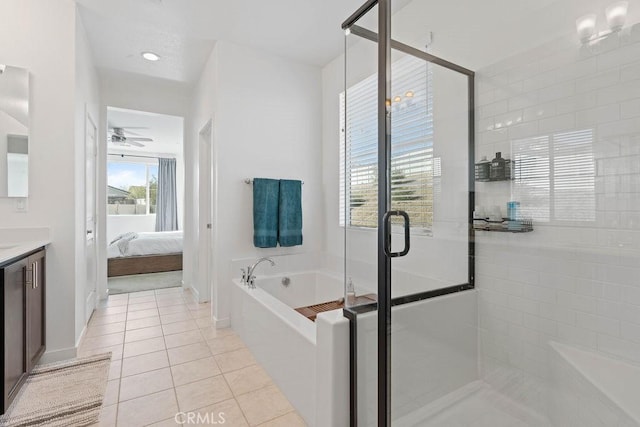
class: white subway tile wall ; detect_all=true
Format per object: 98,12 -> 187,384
475,24 -> 640,418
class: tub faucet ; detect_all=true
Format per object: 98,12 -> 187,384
246,257 -> 276,288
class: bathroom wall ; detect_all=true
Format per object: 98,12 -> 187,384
189,41 -> 323,325
0,0 -> 96,360
475,24 -> 640,415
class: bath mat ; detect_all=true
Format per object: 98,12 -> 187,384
108,270 -> 183,294
0,353 -> 111,427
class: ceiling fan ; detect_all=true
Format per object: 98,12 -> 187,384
108,126 -> 153,147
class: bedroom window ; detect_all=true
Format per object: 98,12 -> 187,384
339,56 -> 434,230
107,161 -> 158,215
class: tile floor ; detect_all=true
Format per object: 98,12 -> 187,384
79,287 -> 306,426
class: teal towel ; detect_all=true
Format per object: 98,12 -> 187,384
253,178 -> 279,248
279,180 -> 303,247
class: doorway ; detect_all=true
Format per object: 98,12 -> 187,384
196,119 -> 215,304
85,110 -> 98,320
104,107 -> 185,295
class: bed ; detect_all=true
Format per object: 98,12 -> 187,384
107,231 -> 183,277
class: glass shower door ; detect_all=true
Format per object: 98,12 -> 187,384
342,0 -> 475,425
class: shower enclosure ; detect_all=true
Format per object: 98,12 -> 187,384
341,0 -> 476,425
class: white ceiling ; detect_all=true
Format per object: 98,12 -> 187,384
76,0 -> 412,84
77,0 -> 640,85
107,107 -> 183,156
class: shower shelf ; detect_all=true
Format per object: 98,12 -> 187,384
473,218 -> 533,233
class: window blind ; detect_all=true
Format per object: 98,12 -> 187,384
512,129 -> 595,223
340,55 -> 433,229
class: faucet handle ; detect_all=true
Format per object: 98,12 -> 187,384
248,275 -> 256,289
240,268 -> 247,283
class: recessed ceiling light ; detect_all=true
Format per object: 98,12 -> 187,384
141,52 -> 160,62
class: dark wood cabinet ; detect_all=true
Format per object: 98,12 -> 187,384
1,248 -> 46,414
25,250 -> 45,373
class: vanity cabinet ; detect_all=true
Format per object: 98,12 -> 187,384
1,248 -> 46,414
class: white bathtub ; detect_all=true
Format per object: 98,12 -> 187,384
230,271 -> 351,427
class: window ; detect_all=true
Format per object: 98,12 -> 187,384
512,129 -> 595,223
107,160 -> 158,215
340,56 -> 434,230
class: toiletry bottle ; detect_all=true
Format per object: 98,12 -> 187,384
490,152 -> 506,180
346,277 -> 356,307
475,156 -> 491,181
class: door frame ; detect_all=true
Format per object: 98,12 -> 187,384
197,118 -> 216,306
84,108 -> 99,321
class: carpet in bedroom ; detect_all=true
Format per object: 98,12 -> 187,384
107,270 -> 183,294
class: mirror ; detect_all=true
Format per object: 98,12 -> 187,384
0,64 -> 29,197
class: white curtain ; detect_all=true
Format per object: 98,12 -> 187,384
155,158 -> 178,231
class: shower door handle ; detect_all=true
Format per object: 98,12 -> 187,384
382,210 -> 410,258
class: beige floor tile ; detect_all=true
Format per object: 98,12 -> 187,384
93,305 -> 128,317
175,376 -> 233,412
106,293 -> 129,301
162,319 -> 199,335
127,295 -> 157,304
116,389 -> 179,427
126,308 -> 159,320
160,311 -> 194,324
123,336 -> 166,358
121,350 -> 169,377
126,316 -> 161,331
224,365 -> 273,397
85,321 -> 126,338
214,348 -> 256,373
168,342 -> 211,365
157,297 -> 186,307
124,325 -> 164,343
81,332 -> 125,350
119,367 -> 174,402
78,344 -> 123,360
147,417 -> 181,426
192,398 -> 249,427
100,298 -> 129,308
96,404 -> 117,426
195,317 -> 213,328
127,301 -> 157,312
257,412 -> 306,427
170,356 -> 221,386
103,379 -> 119,406
236,385 -> 294,426
158,304 -> 190,315
164,329 -> 204,349
190,308 -> 211,319
207,334 -> 245,355
200,326 -> 236,341
91,313 -> 127,326
108,360 -> 122,380
129,290 -> 156,297
155,287 -> 183,295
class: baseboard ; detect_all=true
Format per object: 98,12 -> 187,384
213,315 -> 230,329
40,346 -> 77,364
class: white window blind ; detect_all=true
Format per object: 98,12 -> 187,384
340,56 -> 433,229
513,129 -> 595,223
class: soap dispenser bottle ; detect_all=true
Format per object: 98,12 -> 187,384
346,277 -> 356,307
490,152 -> 506,181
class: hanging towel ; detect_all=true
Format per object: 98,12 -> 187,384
253,178 -> 280,248
279,179 -> 303,247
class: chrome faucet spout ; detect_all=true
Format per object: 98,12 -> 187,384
246,257 -> 276,288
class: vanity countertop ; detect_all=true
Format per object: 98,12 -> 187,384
0,240 -> 50,266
